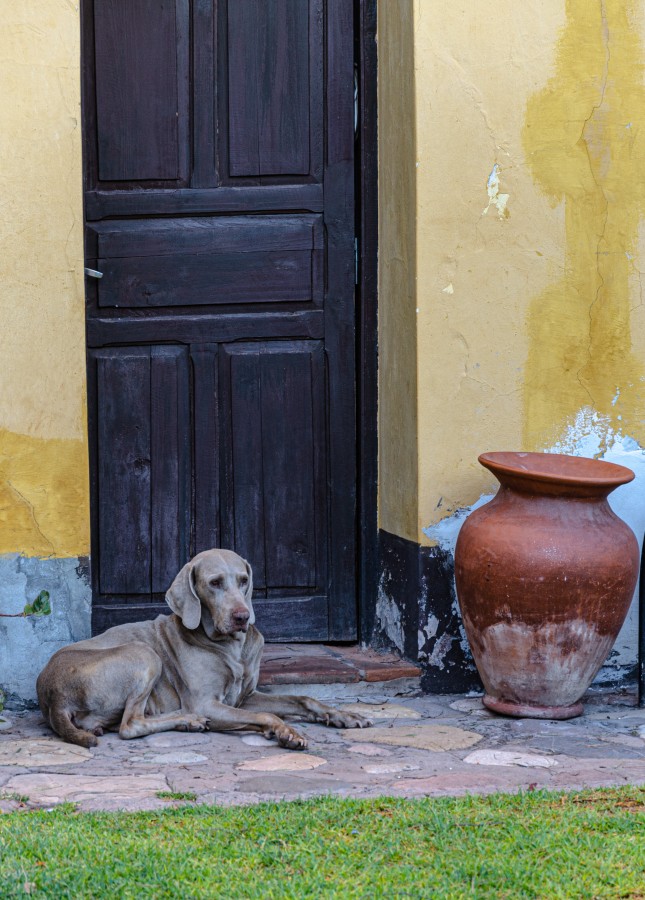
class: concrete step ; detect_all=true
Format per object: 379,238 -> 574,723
258,643 -> 422,702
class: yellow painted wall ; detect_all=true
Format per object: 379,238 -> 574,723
379,0 -> 645,544
0,1 -> 89,556
5,0 -> 644,563
377,0 -> 418,542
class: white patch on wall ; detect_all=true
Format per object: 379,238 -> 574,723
376,571 -> 404,654
423,493 -> 495,553
422,408 -> 645,683
0,554 -> 91,704
417,613 -> 452,669
418,614 -> 440,652
482,163 -> 510,219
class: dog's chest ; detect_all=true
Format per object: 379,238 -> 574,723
219,657 -> 245,706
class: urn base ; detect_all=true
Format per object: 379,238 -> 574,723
483,694 -> 584,720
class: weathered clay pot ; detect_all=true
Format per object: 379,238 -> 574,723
455,452 -> 639,719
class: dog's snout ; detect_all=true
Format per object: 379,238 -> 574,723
232,608 -> 250,631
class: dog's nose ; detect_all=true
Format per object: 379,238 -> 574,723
232,608 -> 250,630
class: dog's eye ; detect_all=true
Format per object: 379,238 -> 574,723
239,576 -> 248,586
209,577 -> 224,589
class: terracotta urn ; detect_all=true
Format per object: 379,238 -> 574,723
454,452 -> 639,719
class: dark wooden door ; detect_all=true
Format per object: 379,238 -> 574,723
83,0 -> 356,641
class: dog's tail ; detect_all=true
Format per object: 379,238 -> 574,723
48,706 -> 98,749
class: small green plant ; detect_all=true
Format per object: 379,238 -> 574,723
156,791 -> 197,803
0,591 -> 51,618
0,792 -> 29,804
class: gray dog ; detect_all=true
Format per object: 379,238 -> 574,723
37,549 -> 372,750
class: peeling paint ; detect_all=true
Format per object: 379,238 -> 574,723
418,613 -> 439,654
422,632 -> 455,670
376,571 -> 405,654
482,163 -> 510,219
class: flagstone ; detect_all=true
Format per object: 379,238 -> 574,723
129,751 -> 209,765
449,698 -> 485,712
237,775 -> 351,795
528,734 -> 645,760
361,762 -> 420,775
4,772 -> 167,805
237,753 -> 327,772
0,739 -> 93,767
341,724 -> 483,752
549,758 -> 645,789
138,732 -> 214,748
241,734 -> 279,746
391,768 -> 549,796
340,702 -> 420,720
347,743 -> 393,756
464,749 -> 558,768
599,733 -> 645,749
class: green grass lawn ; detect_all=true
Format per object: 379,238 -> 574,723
1,788 -> 645,898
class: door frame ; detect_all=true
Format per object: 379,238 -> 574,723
356,0 -> 378,645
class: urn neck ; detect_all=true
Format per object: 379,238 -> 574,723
479,451 -> 634,501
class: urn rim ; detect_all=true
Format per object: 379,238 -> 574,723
479,451 -> 635,489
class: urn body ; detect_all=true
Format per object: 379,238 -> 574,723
454,452 -> 639,718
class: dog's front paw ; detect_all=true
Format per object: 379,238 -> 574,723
266,720 -> 308,751
277,726 -> 308,751
177,715 -> 208,733
324,711 -> 373,729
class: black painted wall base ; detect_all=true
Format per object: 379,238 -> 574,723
372,529 -> 481,693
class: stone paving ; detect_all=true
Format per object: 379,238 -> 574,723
2,689 -> 645,812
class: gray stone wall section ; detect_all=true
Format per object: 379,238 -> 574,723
0,554 -> 91,705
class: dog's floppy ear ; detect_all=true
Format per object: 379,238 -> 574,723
165,560 -> 202,630
243,557 -> 255,622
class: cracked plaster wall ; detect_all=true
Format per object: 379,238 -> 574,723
379,1 -> 645,682
0,3 -> 90,701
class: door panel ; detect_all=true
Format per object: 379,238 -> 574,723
218,342 -> 327,595
87,216 -> 323,309
93,0 -> 190,183
84,0 -> 356,641
95,348 -> 151,596
92,346 -> 191,600
226,0 -> 312,176
150,347 -> 192,592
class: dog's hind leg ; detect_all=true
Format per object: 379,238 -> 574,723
118,646 -> 207,740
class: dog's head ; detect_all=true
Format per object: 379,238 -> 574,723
165,549 -> 254,639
